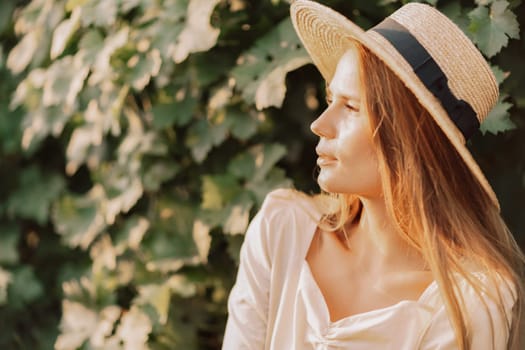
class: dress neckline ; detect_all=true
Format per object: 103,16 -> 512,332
301,259 -> 439,326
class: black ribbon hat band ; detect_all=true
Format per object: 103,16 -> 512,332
371,18 -> 479,140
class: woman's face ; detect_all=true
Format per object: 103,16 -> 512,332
311,49 -> 382,198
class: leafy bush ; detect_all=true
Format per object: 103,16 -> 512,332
0,0 -> 523,348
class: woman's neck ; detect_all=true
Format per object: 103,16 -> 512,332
346,195 -> 427,273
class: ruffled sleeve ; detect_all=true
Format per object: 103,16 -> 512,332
418,274 -> 516,350
222,200 -> 272,349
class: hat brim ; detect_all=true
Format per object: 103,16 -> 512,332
291,0 -> 499,209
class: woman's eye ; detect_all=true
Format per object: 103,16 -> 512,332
345,103 -> 359,112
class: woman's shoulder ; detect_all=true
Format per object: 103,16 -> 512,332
257,188 -> 323,224
424,267 -> 517,312
243,188 -> 323,263
419,268 -> 517,349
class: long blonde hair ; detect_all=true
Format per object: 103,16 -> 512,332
319,42 -> 525,349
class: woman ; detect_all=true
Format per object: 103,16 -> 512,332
223,1 -> 524,349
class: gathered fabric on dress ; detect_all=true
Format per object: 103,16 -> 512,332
222,189 -> 515,350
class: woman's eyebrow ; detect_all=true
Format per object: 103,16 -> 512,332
325,86 -> 360,103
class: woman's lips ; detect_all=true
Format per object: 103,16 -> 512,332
316,155 -> 337,166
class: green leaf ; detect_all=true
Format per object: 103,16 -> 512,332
0,224 -> 19,265
201,174 -> 241,210
42,56 -> 90,110
7,266 -> 44,309
480,96 -> 515,134
114,216 -> 150,253
151,92 -> 197,129
96,162 -> 144,223
441,2 -> 470,33
0,103 -> 23,154
228,143 -> 287,182
142,160 -> 180,192
185,118 -> 230,163
76,29 -> 104,66
52,189 -> 107,249
231,18 -> 311,109
226,108 -> 259,141
491,65 -> 509,85
0,1 -> 15,34
468,1 -> 520,57
77,0 -> 118,27
136,0 -> 188,60
6,167 -> 65,224
247,168 -> 293,206
143,197 -> 200,270
125,49 -> 162,91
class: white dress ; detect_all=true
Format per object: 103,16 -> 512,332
222,189 -> 516,349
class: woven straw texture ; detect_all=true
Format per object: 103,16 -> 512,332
290,0 -> 500,208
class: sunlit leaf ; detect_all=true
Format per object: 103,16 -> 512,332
90,234 -> 117,273
201,174 -> 241,210
42,55 -> 90,111
192,220 -> 211,263
136,283 -> 171,324
55,300 -> 121,350
0,267 -> 12,306
89,27 -> 129,85
116,306 -> 152,349
52,188 -> 107,249
7,30 -> 42,74
114,216 -> 150,254
97,162 -> 144,224
50,8 -> 81,59
167,274 -> 197,297
135,0 -> 188,61
231,18 -> 310,109
172,0 -> 221,63
223,196 -> 253,235
125,49 -> 162,90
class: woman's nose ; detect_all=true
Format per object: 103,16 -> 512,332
310,106 -> 336,138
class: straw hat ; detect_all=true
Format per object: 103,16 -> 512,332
290,0 -> 500,209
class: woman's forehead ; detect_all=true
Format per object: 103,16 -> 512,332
326,50 -> 361,102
